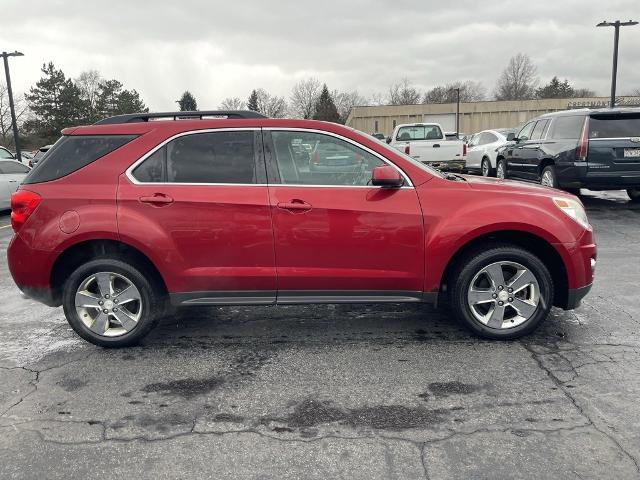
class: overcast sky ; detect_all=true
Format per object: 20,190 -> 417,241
2,0 -> 639,110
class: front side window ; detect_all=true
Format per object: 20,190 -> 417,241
271,131 -> 386,186
517,122 -> 536,141
396,125 -> 443,141
0,161 -> 29,174
132,131 -> 257,184
531,120 -> 549,140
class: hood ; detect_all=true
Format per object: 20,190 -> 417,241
462,175 -> 574,198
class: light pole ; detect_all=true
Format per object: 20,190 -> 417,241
596,20 -> 638,108
453,87 -> 460,135
1,51 -> 24,162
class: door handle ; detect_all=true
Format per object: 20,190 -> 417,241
432,144 -> 441,148
8,180 -> 17,183
139,193 -> 174,206
277,200 -> 312,212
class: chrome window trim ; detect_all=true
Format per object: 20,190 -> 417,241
126,127 -> 414,189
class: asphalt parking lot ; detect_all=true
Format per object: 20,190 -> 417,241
0,190 -> 639,479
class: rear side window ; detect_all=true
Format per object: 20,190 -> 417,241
23,135 -> 136,184
0,161 -> 29,174
132,131 -> 258,184
548,116 -> 585,140
396,125 -> 443,141
589,115 -> 640,138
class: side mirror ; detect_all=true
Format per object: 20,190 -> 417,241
386,137 -> 392,144
372,165 -> 404,188
506,132 -> 516,141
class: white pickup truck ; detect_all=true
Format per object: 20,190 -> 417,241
388,123 -> 467,171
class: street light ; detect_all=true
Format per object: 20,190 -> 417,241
1,51 -> 24,163
596,20 -> 638,108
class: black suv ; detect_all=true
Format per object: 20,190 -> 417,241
496,108 -> 640,200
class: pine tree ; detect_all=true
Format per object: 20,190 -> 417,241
95,80 -> 148,118
312,84 -> 341,123
247,89 -> 259,112
177,91 -> 197,111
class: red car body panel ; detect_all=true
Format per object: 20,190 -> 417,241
7,118 -> 596,310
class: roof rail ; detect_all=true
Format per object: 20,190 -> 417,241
94,110 -> 268,125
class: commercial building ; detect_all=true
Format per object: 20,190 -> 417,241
346,96 -> 640,137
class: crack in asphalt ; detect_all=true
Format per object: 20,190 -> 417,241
521,341 -> 640,474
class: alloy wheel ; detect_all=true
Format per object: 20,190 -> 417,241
497,162 -> 505,179
482,159 -> 490,177
541,170 -> 555,187
75,272 -> 143,337
467,261 -> 540,329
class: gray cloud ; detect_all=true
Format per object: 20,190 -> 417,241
1,0 -> 639,110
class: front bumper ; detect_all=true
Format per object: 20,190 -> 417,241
565,283 -> 592,310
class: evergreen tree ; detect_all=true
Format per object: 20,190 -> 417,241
177,91 -> 198,111
312,84 -> 340,123
536,76 -> 574,99
25,62 -> 88,142
95,79 -> 148,119
247,89 -> 259,112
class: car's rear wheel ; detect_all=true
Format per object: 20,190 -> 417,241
541,166 -> 557,188
496,159 -> 507,180
450,245 -> 554,339
627,188 -> 640,202
62,258 -> 162,347
481,158 -> 494,177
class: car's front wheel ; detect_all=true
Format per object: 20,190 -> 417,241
627,188 -> 640,202
62,258 -> 162,347
496,159 -> 507,180
450,245 -> 554,339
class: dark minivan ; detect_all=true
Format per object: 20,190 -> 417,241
496,108 -> 640,200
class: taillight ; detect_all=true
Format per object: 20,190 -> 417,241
311,151 -> 319,165
10,190 -> 41,232
576,116 -> 590,161
463,143 -> 467,156
404,144 -> 410,155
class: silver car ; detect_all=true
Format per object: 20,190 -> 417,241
0,159 -> 30,210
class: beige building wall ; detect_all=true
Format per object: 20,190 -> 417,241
346,96 -> 640,136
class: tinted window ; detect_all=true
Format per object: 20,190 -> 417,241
0,147 -> 13,159
480,132 -> 498,145
517,122 -> 536,141
0,161 -> 29,174
166,131 -> 256,184
396,125 -> 443,141
548,116 -> 585,139
23,135 -> 136,184
531,120 -> 549,140
589,115 -> 640,138
132,148 -> 165,182
271,131 -> 385,186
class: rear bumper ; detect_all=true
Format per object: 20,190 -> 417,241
565,283 -> 592,310
556,162 -> 640,190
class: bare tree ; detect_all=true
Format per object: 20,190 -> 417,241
369,92 -> 388,106
254,88 -> 287,118
424,81 -> 486,103
494,53 -> 539,100
332,89 -> 367,123
76,70 -> 102,116
290,77 -> 321,119
388,78 -> 422,105
0,82 -> 29,148
219,97 -> 245,110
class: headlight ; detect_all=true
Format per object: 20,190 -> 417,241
553,197 -> 590,229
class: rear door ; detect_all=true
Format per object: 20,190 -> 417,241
264,129 -> 425,302
118,129 -> 277,303
588,113 -> 640,178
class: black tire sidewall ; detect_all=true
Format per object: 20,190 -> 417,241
62,259 -> 160,347
451,247 -> 554,340
497,159 -> 506,179
627,188 -> 640,201
482,158 -> 490,177
542,166 -> 557,188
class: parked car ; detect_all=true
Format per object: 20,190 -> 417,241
8,110 -> 595,347
0,145 -> 16,161
496,108 -> 640,200
466,129 -> 516,177
309,139 -> 362,173
371,133 -> 386,141
0,159 -> 30,210
388,122 -> 467,171
30,144 -> 53,168
14,151 -> 34,166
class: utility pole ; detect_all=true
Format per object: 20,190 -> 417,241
454,87 -> 460,135
596,20 -> 638,108
1,51 -> 24,162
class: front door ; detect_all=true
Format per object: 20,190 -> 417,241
117,129 -> 277,304
264,129 -> 425,303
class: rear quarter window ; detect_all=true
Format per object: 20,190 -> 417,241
23,135 -> 137,184
589,115 -> 640,138
548,116 -> 585,140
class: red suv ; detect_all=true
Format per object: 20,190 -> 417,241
8,111 -> 596,347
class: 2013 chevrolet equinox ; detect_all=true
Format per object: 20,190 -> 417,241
7,111 -> 596,347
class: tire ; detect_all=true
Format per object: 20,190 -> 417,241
496,159 -> 507,180
481,157 -> 494,177
540,166 -> 557,188
62,258 -> 162,347
450,245 -> 554,340
627,188 -> 640,202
